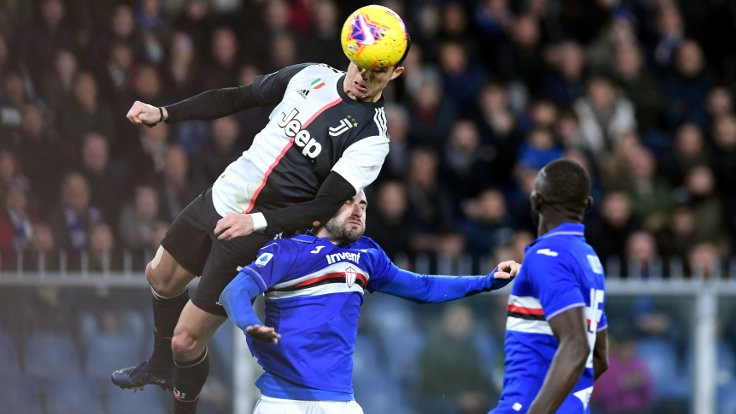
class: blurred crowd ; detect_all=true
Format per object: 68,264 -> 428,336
0,0 -> 735,278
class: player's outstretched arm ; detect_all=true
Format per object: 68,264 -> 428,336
376,260 -> 519,304
219,270 -> 281,344
593,329 -> 609,380
527,307 -> 590,414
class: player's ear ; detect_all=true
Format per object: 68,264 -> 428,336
390,66 -> 405,80
584,195 -> 593,213
530,191 -> 543,212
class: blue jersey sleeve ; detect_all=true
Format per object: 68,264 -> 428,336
526,249 -> 586,320
241,240 -> 294,292
363,239 -> 399,292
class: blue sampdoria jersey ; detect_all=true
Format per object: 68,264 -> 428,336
492,223 -> 607,414
238,234 -> 398,396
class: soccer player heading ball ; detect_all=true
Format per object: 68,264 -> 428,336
112,5 -> 409,414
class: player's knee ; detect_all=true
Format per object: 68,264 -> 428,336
146,262 -> 178,296
171,330 -> 201,360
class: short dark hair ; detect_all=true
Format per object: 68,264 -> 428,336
539,159 -> 591,210
395,35 -> 412,67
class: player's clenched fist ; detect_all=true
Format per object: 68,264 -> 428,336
126,100 -> 165,126
494,260 -> 521,280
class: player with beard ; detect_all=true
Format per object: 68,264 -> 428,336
219,190 -> 520,413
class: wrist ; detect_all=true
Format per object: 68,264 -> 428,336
161,106 -> 168,122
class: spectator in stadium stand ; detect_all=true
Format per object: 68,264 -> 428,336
118,184 -> 161,256
301,0 -> 344,70
87,222 -> 122,272
406,67 -> 458,150
24,221 -> 58,271
57,71 -> 116,148
663,39 -> 712,131
493,13 -> 545,99
704,86 -> 734,135
40,49 -> 78,116
419,304 -> 493,414
586,191 -> 641,265
687,241 -> 724,279
0,179 -> 39,269
573,74 -> 637,157
47,172 -> 104,260
111,6 -> 411,414
591,334 -> 655,414
458,188 -> 514,260
403,147 -> 458,256
659,122 -> 710,187
377,103 -> 410,181
202,26 -> 240,90
711,114 -> 736,238
17,103 -> 73,209
0,69 -> 28,139
0,148 -> 29,200
657,204 -> 697,261
619,145 -> 672,233
364,180 -> 412,260
77,132 -> 126,224
191,116 -> 242,186
541,39 -> 588,107
156,145 -> 200,223
437,40 -> 487,115
441,119 -> 494,204
162,31 -> 204,103
19,0 -> 75,86
219,190 -> 518,413
470,81 -> 522,186
623,230 -> 660,279
611,43 -> 666,138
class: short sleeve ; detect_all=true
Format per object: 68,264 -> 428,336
526,249 -> 586,320
365,240 -> 398,292
242,241 -> 292,292
251,63 -> 314,105
331,135 -> 389,193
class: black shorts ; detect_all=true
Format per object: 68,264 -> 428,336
161,189 -> 273,316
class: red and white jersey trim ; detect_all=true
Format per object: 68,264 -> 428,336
266,282 -> 365,300
506,294 -> 553,335
271,262 -> 370,290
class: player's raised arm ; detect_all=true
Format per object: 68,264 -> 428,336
126,63 -> 313,127
374,260 -> 519,304
527,307 -> 590,414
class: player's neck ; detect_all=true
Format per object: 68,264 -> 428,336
537,215 -> 582,237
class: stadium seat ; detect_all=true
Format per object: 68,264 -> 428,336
0,330 -> 21,374
106,382 -> 168,414
84,333 -> 143,382
355,375 -> 413,414
0,373 -> 44,414
23,332 -> 82,380
718,380 -> 736,414
635,338 -> 690,402
353,334 -> 383,382
45,375 -> 105,414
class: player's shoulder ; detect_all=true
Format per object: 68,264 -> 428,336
524,237 -> 576,265
353,236 -> 388,257
290,62 -> 343,80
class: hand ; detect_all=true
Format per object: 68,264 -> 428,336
214,213 -> 254,240
494,260 -> 521,280
246,324 -> 281,344
126,100 -> 165,126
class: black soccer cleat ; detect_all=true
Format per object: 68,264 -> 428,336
111,359 -> 173,392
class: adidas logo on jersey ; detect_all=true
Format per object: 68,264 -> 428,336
278,108 -> 322,158
298,89 -> 310,99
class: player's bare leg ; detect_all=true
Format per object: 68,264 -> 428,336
112,246 -> 195,391
171,301 -> 227,414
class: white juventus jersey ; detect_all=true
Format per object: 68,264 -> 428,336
211,63 -> 389,217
